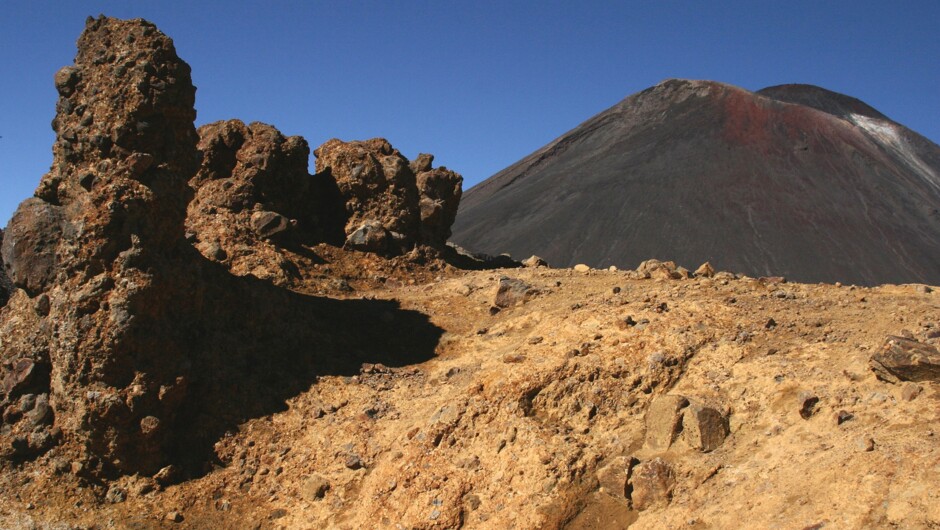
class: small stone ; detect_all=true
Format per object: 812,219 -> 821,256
154,464 -> 180,486
765,318 -> 777,329
429,508 -> 441,520
250,210 -> 291,239
527,336 -> 543,345
870,336 -> 940,383
836,410 -> 853,425
628,457 -> 676,511
798,392 -> 819,419
573,264 -> 590,272
900,383 -> 922,401
345,454 -> 364,470
856,436 -> 875,452
644,395 -> 689,450
682,403 -> 730,452
105,485 -> 127,504
165,511 -> 183,523
612,286 -> 621,294
522,255 -> 548,268
694,262 -> 715,277
493,277 -> 537,308
502,353 -> 526,363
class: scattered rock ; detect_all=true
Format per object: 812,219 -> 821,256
105,485 -> 127,504
644,395 -> 689,450
628,457 -> 676,511
835,410 -> 853,425
493,277 -> 537,308
250,210 -> 292,239
522,255 -> 549,268
345,454 -> 364,470
899,383 -> 923,401
573,264 -> 590,272
165,511 -> 183,523
345,220 -> 390,253
694,262 -> 715,278
637,259 -> 682,280
597,456 -> 630,497
799,392 -> 820,419
870,336 -> 940,383
682,403 -> 730,452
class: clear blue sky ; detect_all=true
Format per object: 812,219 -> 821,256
2,1 -> 938,226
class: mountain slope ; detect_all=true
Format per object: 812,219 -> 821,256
452,80 -> 940,285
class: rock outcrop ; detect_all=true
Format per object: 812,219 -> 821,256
0,16 -> 444,479
186,119 -> 346,284
315,138 -> 462,254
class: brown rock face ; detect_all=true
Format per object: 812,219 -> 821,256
186,119 -> 346,283
0,16 -> 200,472
314,138 -> 462,253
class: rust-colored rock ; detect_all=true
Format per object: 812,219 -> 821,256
628,457 -> 676,511
415,164 -> 462,248
0,16 -> 446,479
314,138 -> 462,254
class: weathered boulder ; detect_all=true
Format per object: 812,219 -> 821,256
494,277 -> 537,308
628,457 -> 676,511
314,138 -> 421,252
415,161 -> 462,248
681,402 -> 730,452
694,262 -> 715,278
637,259 -> 682,280
314,138 -> 462,253
644,394 -> 689,450
2,199 -> 68,296
522,255 -> 549,268
186,119 -> 346,283
870,336 -> 940,383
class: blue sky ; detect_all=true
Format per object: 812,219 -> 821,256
2,1 -> 938,225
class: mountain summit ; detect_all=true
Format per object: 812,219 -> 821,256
452,79 -> 940,285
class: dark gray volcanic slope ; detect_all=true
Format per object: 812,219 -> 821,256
452,79 -> 940,285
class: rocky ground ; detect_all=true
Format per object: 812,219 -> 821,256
1,15 -> 938,530
1,261 -> 937,529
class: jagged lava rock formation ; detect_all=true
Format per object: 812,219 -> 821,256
452,79 -> 940,285
0,16 -> 449,479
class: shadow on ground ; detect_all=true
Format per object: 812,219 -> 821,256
138,251 -> 444,477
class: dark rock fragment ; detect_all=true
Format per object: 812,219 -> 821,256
870,336 -> 940,383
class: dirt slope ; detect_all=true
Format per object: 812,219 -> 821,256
2,265 -> 937,529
